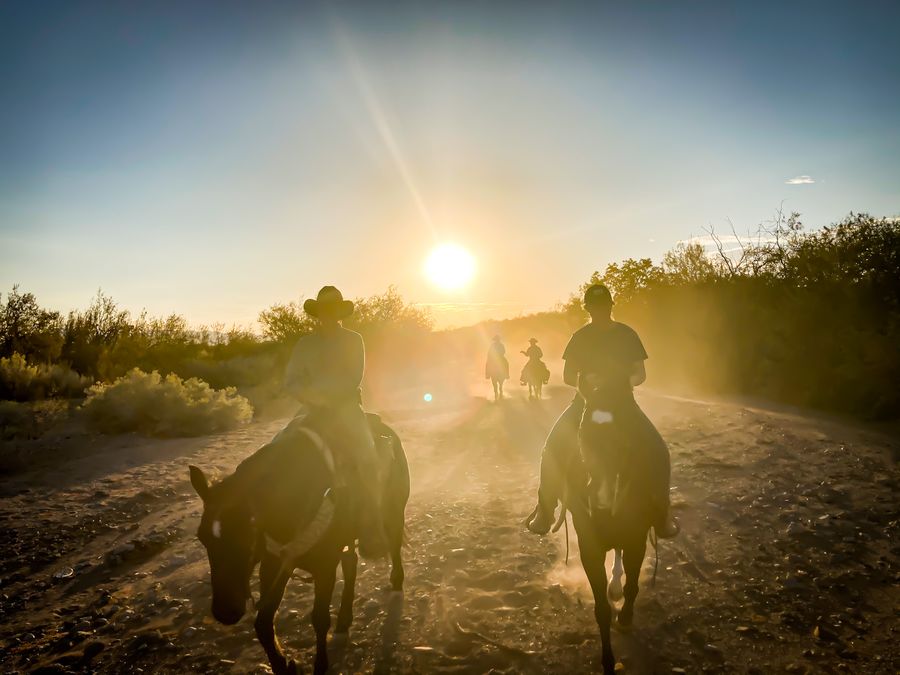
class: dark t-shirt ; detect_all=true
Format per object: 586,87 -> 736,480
563,321 -> 648,405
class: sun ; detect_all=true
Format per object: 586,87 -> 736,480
424,243 -> 476,291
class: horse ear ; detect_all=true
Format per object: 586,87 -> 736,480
189,465 -> 209,501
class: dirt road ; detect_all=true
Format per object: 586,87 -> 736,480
1,386 -> 897,674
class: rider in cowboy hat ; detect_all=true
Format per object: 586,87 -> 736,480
284,286 -> 389,558
526,284 -> 679,539
520,338 -> 545,385
522,337 -> 542,359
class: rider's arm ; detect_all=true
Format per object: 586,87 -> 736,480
285,337 -> 333,406
630,359 -> 646,387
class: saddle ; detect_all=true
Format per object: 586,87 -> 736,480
263,412 -> 396,570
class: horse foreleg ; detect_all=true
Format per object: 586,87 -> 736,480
255,556 -> 297,675
311,565 -> 337,675
335,547 -> 358,634
618,534 -> 648,628
572,510 -> 616,674
608,549 -> 624,602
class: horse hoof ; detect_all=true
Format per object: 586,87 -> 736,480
287,659 -> 302,675
616,612 -> 633,630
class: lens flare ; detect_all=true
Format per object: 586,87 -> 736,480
423,393 -> 433,402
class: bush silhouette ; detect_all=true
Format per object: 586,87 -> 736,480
81,369 -> 253,436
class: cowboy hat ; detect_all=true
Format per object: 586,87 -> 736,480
303,286 -> 354,320
528,337 -> 538,344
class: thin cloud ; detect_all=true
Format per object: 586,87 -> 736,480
785,175 -> 815,185
678,233 -> 779,256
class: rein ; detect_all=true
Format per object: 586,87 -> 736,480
649,526 -> 659,588
255,425 -> 338,600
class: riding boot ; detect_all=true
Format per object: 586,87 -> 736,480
321,402 -> 391,560
653,502 -> 680,539
526,500 -> 555,535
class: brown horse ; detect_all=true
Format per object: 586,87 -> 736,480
562,392 -> 664,674
189,414 -> 409,675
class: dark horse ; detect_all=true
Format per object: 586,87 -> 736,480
561,389 -> 665,674
189,413 -> 409,675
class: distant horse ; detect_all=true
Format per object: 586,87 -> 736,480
189,414 -> 409,675
559,390 -> 664,674
520,358 -> 549,399
485,349 -> 509,401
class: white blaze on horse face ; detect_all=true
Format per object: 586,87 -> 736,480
212,520 -> 222,539
591,409 -> 614,424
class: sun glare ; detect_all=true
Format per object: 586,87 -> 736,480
424,243 -> 475,291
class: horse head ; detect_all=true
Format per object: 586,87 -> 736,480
578,391 -> 627,519
189,465 -> 257,625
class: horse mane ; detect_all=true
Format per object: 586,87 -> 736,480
210,428 -> 318,503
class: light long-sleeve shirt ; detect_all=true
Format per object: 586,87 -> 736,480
284,327 -> 365,407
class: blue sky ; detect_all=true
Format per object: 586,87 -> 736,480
1,1 -> 898,327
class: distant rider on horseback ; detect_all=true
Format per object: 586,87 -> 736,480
520,337 -> 549,383
485,335 -> 510,401
284,285 -> 389,558
526,283 -> 679,538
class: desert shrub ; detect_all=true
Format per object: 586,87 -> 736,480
569,212 -> 900,419
258,303 -> 315,343
0,286 -> 64,363
180,351 -> 281,390
258,286 -> 435,393
0,399 -> 71,441
0,353 -> 92,401
259,286 -> 432,344
3,284 -> 432,398
81,369 -> 253,436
